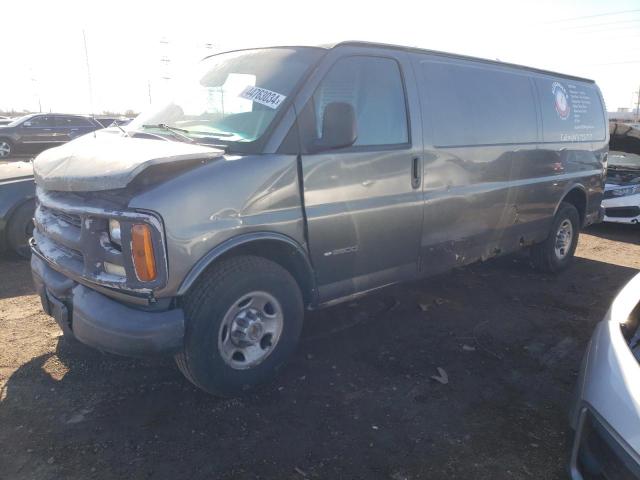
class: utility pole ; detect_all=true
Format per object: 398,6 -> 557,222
635,86 -> 640,122
31,77 -> 42,113
82,30 -> 95,120
160,37 -> 171,81
29,68 -> 41,113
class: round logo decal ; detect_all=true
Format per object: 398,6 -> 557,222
552,82 -> 570,120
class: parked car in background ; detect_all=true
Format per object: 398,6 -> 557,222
569,272 -> 640,479
0,161 -> 35,257
0,115 -> 26,126
610,122 -> 640,156
30,41 -> 607,396
603,151 -> 640,224
0,113 -> 103,158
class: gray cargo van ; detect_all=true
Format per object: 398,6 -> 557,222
30,41 -> 608,395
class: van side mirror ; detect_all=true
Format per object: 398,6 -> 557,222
312,102 -> 357,152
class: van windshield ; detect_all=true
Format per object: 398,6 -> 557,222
127,47 -> 323,150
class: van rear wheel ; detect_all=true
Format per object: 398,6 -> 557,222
530,202 -> 580,273
175,255 -> 304,396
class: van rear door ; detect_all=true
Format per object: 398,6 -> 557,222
297,47 -> 424,302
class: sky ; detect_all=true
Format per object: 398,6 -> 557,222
1,0 -> 639,115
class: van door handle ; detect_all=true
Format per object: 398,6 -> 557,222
411,157 -> 421,189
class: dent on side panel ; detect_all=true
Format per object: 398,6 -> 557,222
419,145 -> 520,273
129,154 -> 306,297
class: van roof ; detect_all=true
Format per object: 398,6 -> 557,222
321,40 -> 595,84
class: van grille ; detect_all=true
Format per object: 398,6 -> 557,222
33,191 -> 121,286
31,187 -> 166,294
48,208 -> 82,228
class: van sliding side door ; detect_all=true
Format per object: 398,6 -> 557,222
412,55 -> 540,272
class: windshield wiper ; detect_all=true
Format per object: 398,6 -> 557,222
113,122 -> 129,137
142,123 -> 195,143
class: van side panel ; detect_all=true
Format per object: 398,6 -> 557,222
412,54 -> 539,273
412,53 -> 606,275
509,76 -> 607,232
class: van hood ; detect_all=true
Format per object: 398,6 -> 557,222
33,131 -> 224,192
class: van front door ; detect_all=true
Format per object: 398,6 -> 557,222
298,50 -> 424,303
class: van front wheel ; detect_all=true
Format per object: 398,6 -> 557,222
530,202 -> 580,273
175,255 -> 304,396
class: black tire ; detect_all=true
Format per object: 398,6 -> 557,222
6,200 -> 35,258
530,202 -> 580,273
0,139 -> 12,158
175,255 -> 304,396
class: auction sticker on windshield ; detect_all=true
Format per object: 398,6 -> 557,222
239,86 -> 286,109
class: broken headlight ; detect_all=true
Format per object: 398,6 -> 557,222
108,218 -> 122,246
610,185 -> 640,197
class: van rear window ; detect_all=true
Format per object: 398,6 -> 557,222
420,60 -> 537,147
535,78 -> 605,143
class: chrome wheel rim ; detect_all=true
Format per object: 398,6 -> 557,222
0,142 -> 10,157
554,219 -> 573,260
218,291 -> 284,370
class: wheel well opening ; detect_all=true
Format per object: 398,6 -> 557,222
216,240 -> 316,307
562,188 -> 586,226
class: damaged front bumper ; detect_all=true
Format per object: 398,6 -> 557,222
602,193 -> 640,224
31,250 -> 184,357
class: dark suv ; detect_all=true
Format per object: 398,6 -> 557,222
0,114 -> 103,158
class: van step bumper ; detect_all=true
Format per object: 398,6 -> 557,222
31,254 -> 184,357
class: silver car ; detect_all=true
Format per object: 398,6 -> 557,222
569,273 -> 640,479
603,151 -> 640,224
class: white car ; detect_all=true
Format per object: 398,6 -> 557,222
569,273 -> 640,478
603,151 -> 640,224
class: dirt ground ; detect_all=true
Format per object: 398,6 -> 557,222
0,223 -> 639,480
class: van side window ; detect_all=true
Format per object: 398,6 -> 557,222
420,60 -> 537,146
312,56 -> 409,146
